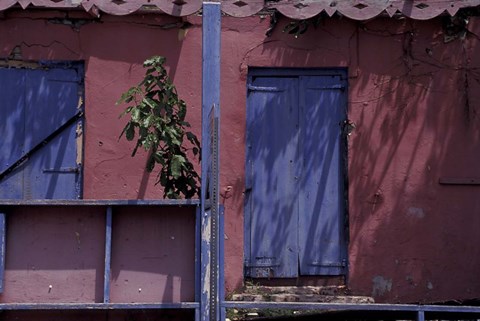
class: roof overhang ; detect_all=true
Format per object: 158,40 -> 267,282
1,0 -> 480,20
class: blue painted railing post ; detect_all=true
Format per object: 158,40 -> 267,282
219,206 -> 225,321
201,2 -> 221,321
417,310 -> 425,321
195,206 -> 201,321
0,213 -> 5,293
103,206 -> 112,303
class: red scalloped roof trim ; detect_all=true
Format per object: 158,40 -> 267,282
1,0 -> 479,18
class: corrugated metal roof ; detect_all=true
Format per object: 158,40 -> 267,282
1,0 -> 479,19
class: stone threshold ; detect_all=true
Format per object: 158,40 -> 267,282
230,286 -> 374,304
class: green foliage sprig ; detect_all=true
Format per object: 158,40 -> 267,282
118,56 -> 201,199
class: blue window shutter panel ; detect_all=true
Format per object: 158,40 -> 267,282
0,69 -> 26,199
298,75 -> 347,275
24,68 -> 81,199
24,68 -> 79,150
245,76 -> 299,278
0,65 -> 82,199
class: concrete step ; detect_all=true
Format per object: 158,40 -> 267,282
241,285 -> 349,296
231,286 -> 374,304
231,293 -> 374,303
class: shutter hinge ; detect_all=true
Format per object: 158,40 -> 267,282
309,260 -> 346,267
247,84 -> 284,92
43,167 -> 80,174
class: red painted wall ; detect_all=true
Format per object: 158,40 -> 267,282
3,206 -> 195,303
1,9 -> 480,304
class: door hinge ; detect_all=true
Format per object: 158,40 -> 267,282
309,260 -> 346,267
307,84 -> 345,91
247,84 -> 284,92
43,167 -> 80,174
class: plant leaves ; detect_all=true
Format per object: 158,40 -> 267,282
117,55 -> 201,199
125,122 -> 135,141
171,155 -> 185,179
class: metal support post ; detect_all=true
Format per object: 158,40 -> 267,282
200,2 -> 221,321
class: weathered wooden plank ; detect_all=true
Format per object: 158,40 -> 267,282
245,76 -> 299,278
0,69 -> 25,199
298,74 -> 347,276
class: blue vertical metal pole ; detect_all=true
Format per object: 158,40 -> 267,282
103,206 -> 112,303
417,310 -> 425,321
0,213 -> 5,293
219,206 -> 225,321
201,2 -> 221,321
195,206 -> 201,321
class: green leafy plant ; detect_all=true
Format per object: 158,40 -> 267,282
117,56 -> 201,199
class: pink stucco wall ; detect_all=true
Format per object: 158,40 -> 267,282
1,9 -> 480,304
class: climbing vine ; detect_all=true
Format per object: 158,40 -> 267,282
118,56 -> 201,199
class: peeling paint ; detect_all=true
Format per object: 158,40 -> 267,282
372,276 -> 392,297
427,282 -> 434,290
406,275 -> 417,287
76,122 -> 84,166
407,207 -> 425,219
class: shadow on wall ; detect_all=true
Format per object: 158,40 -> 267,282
243,15 -> 480,303
347,17 -> 480,303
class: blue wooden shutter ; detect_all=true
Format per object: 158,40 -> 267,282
245,76 -> 299,278
0,69 -> 26,199
0,65 -> 83,199
298,75 -> 347,275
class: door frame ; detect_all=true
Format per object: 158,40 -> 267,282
244,67 -> 350,280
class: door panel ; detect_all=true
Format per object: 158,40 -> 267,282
0,65 -> 83,200
24,68 -> 81,199
245,70 -> 347,278
0,69 -> 26,198
298,75 -> 347,275
25,68 -> 80,149
246,77 -> 299,278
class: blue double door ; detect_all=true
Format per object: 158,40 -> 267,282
245,69 -> 348,278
